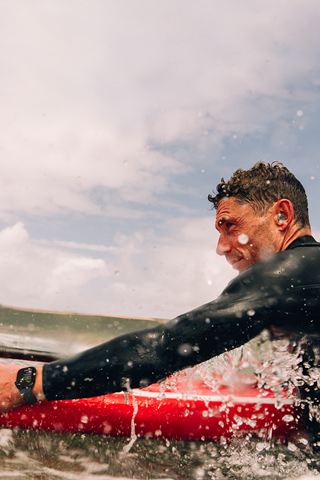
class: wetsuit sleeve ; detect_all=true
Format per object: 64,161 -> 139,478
42,260 -> 284,401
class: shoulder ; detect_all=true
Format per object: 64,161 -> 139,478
231,241 -> 320,295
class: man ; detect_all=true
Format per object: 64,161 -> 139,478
1,161 -> 320,440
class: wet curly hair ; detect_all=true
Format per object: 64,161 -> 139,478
208,161 -> 310,228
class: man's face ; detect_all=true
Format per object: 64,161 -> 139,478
215,197 -> 279,273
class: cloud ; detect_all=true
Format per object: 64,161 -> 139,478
0,222 -> 109,311
0,219 -> 235,319
0,1 -> 320,220
0,1 -> 319,316
102,216 -> 236,318
0,125 -> 186,219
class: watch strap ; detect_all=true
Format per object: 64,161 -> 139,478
19,387 -> 38,403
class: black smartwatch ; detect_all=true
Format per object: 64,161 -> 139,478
15,367 -> 38,403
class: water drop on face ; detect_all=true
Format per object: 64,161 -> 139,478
238,234 -> 249,245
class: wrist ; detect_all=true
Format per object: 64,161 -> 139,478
33,366 -> 46,401
14,366 -> 46,403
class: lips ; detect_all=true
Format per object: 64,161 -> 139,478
226,257 -> 245,271
227,257 -> 242,267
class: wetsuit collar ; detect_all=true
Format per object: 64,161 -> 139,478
286,235 -> 318,250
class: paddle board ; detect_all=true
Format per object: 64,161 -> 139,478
0,365 -> 300,442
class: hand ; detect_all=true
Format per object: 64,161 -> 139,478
0,365 -> 45,413
0,366 -> 25,413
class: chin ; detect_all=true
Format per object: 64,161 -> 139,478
234,260 -> 251,274
232,262 -> 243,272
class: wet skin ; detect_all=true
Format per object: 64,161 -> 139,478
215,197 -> 282,273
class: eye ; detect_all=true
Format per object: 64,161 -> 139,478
226,223 -> 235,229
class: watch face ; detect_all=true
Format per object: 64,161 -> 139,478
15,367 -> 36,388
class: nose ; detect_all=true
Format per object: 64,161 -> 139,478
216,233 -> 232,257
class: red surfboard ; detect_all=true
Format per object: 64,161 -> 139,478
0,364 -> 300,442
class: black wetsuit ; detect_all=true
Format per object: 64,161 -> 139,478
42,236 -> 320,403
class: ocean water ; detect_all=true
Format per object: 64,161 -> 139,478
1,427 -> 320,479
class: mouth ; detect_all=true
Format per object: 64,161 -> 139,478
228,257 -> 243,270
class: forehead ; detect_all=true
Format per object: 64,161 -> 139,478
215,197 -> 252,226
216,197 -> 247,216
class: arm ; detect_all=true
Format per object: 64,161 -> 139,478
42,268 -> 276,401
3,244 -> 317,407
0,253 -> 289,410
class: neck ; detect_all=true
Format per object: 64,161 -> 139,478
280,225 -> 312,251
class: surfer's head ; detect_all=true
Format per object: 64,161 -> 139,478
209,161 -> 310,229
211,162 -> 311,273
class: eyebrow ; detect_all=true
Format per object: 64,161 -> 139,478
215,216 -> 230,230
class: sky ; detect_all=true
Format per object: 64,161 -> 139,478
0,0 -> 320,320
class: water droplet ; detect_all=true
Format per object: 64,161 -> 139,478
177,343 -> 192,356
287,442 -> 297,451
282,414 -> 294,422
195,468 -> 205,478
102,422 -> 112,434
238,234 -> 249,245
297,110 -> 303,116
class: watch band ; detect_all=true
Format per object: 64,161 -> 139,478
19,387 -> 38,403
15,367 -> 38,403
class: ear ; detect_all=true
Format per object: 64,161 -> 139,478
274,199 -> 294,231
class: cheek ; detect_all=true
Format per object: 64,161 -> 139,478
237,233 -> 249,245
